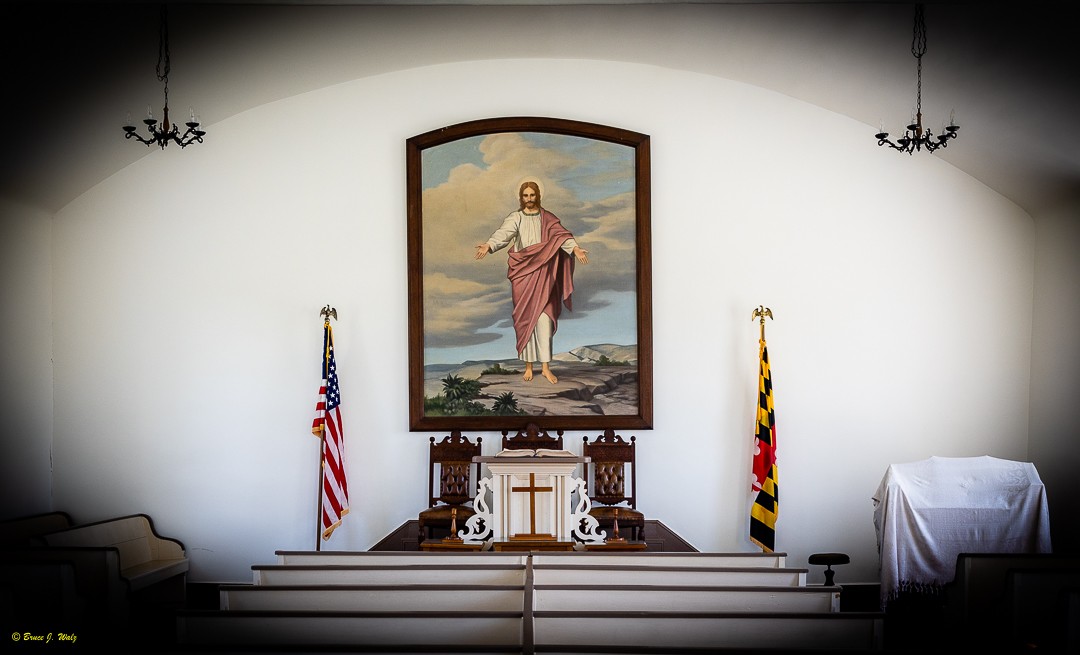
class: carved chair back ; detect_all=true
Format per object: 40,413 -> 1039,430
582,429 -> 637,509
428,431 -> 482,507
500,423 -> 564,451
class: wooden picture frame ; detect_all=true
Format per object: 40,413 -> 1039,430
407,117 -> 652,432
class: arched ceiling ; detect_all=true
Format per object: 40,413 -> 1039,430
3,1 -> 1076,217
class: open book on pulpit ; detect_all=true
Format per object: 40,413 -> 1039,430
495,448 -> 577,457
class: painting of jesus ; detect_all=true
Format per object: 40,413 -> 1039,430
407,118 -> 652,431
474,179 -> 590,385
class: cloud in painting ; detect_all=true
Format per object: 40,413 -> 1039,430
421,132 -> 637,356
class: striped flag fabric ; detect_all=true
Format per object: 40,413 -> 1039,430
312,321 -> 350,540
750,337 -> 778,552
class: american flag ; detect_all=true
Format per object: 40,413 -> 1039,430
312,322 -> 349,540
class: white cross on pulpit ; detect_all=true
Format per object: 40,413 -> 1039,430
510,472 -> 556,539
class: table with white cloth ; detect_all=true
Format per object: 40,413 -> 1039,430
872,455 -> 1051,607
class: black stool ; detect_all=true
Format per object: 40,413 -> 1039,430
808,552 -> 850,586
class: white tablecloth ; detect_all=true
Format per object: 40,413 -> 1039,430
872,455 -> 1051,607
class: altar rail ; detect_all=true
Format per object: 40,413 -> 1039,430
532,551 -> 787,568
532,563 -> 807,587
275,550 -> 527,566
371,519 -> 698,552
251,562 -> 527,586
177,550 -> 883,652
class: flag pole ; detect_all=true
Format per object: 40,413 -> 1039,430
315,305 -> 337,551
316,420 -> 327,551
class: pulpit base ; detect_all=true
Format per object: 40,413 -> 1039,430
492,539 -> 576,552
419,540 -> 485,552
510,533 -> 556,541
585,540 -> 648,551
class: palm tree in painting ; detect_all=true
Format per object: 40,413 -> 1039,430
491,391 -> 521,415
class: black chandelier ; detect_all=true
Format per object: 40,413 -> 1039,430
874,4 -> 958,154
123,5 -> 205,149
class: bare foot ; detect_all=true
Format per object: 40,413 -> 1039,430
523,362 -> 534,382
541,364 -> 558,384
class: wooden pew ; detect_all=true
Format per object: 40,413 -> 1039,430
41,513 -> 188,603
0,560 -> 84,629
1005,567 -> 1080,651
179,551 -> 884,652
0,546 -> 129,627
941,553 -> 1080,651
944,553 -> 1080,641
529,553 -> 879,651
533,584 -> 840,613
178,610 -> 525,649
531,611 -> 884,651
179,555 -> 530,650
219,584 -> 525,612
0,511 -> 73,547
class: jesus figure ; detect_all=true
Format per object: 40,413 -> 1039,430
474,181 -> 589,384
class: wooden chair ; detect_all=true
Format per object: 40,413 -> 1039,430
501,423 -> 563,450
582,429 -> 644,541
418,432 -> 482,542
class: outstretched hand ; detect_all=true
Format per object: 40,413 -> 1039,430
573,246 -> 590,264
475,243 -> 491,260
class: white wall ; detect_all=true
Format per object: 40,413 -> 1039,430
1030,196 -> 1080,552
0,200 -> 54,518
37,58 -> 1036,583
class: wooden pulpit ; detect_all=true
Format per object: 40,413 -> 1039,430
457,455 -> 605,546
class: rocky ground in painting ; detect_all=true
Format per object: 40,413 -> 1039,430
424,344 -> 639,416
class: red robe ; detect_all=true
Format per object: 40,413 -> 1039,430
505,210 -> 576,357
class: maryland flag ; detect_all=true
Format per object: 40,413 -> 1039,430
750,336 -> 778,552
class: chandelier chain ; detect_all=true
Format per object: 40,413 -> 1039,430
910,3 -> 927,59
911,4 -> 926,115
156,5 -> 171,108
